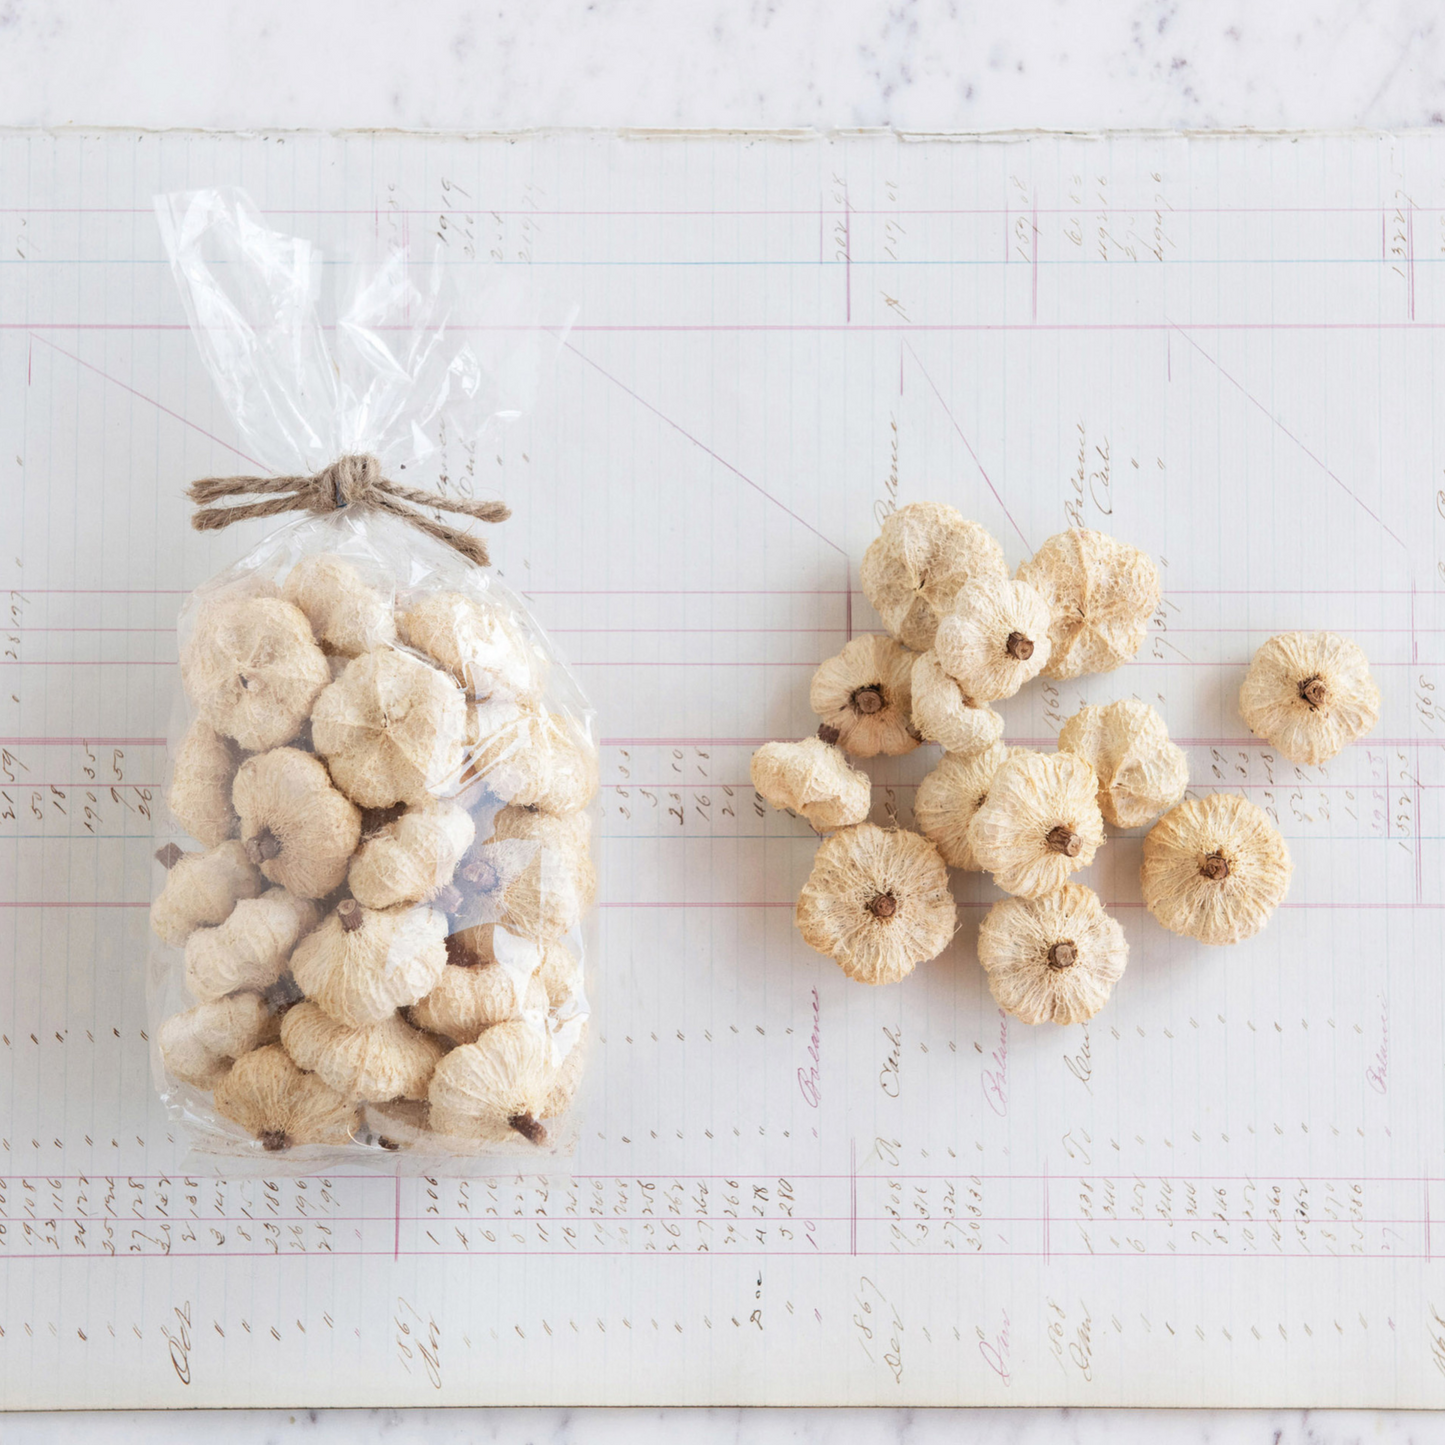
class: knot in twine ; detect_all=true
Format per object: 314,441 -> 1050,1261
187,453 -> 511,566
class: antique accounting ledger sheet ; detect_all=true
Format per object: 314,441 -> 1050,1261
1,129 -> 1442,1408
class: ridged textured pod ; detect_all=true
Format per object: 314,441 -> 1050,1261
913,742 -> 1012,871
280,1002 -> 447,1102
150,840 -> 265,947
348,799 -> 475,909
183,887 -> 324,1002
157,992 -> 281,1089
908,652 -> 1005,756
461,708 -> 599,814
460,806 -> 596,946
409,944 -> 548,1045
212,1044 -> 359,1151
1058,699 -> 1189,829
282,553 -> 397,658
809,635 -> 919,757
749,737 -> 872,833
427,1018 -> 553,1145
167,718 -> 243,847
398,589 -> 540,702
933,577 -> 1053,703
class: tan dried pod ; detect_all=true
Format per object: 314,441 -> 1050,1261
348,800 -> 476,910
289,900 -> 449,1027
1016,528 -> 1160,680
968,751 -> 1105,898
282,553 -> 397,658
535,938 -> 583,1009
157,992 -> 282,1089
463,709 -> 598,813
1238,631 -> 1381,766
933,576 -> 1052,703
212,1044 -> 359,1151
749,737 -> 871,833
409,937 -> 549,1045
860,502 -> 1008,651
167,718 -> 243,846
908,652 -> 1005,756
462,806 -> 597,945
184,887 -> 324,1002
150,839 -> 266,947
232,747 -> 362,899
542,1021 -> 589,1118
398,590 -> 539,702
795,823 -> 956,985
977,883 -> 1128,1026
280,1002 -> 447,1102
311,647 -> 468,808
809,634 -> 919,757
1141,792 -> 1292,945
1058,699 -> 1189,829
427,1018 -> 552,1145
913,741 -> 1011,870
181,596 -> 330,751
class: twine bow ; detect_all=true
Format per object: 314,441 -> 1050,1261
187,453 -> 510,566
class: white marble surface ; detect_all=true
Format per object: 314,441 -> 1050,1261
2,1 -> 1443,1439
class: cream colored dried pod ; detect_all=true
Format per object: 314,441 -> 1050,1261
933,576 -> 1052,703
1058,699 -> 1189,829
535,938 -> 583,1009
409,935 -> 549,1045
157,992 -> 281,1090
150,840 -> 265,947
1141,792 -> 1292,945
1238,631 -> 1381,766
913,741 -> 1011,871
860,502 -> 1008,651
749,737 -> 871,833
795,823 -> 956,986
282,553 -> 397,658
181,596 -> 330,751
184,887 -> 324,1002
311,648 -> 468,808
212,1043 -> 359,1152
968,751 -> 1105,898
542,1021 -> 589,1118
280,1002 -> 447,1103
908,652 -> 1005,756
398,590 -> 539,701
289,900 -> 449,1027
349,800 -> 476,910
977,883 -> 1128,1026
463,709 -> 598,814
233,747 -> 362,899
462,806 -> 597,945
809,635 -> 919,757
427,1017 -> 552,1145
167,718 -> 243,847
1016,528 -> 1161,680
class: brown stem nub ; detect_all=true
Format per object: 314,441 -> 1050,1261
509,1113 -> 547,1145
259,1129 -> 289,1152
1045,825 -> 1082,858
337,898 -> 364,932
817,723 -> 842,746
244,827 -> 283,866
1299,675 -> 1330,709
378,1135 -> 401,1153
1046,940 -> 1078,971
1005,631 -> 1035,662
1199,851 -> 1230,881
866,892 -> 898,920
431,882 -> 464,914
445,933 -> 484,967
263,975 -> 304,1016
852,685 -> 886,716
360,802 -> 406,836
154,843 -> 185,870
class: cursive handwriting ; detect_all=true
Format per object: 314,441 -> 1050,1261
1064,1024 -> 1092,1093
853,1277 -> 903,1383
1430,1305 -> 1445,1378
981,1008 -> 1009,1116
798,988 -> 821,1107
977,1308 -> 1011,1385
1366,993 -> 1389,1095
879,1027 -> 901,1098
161,1301 -> 192,1386
396,1297 -> 442,1389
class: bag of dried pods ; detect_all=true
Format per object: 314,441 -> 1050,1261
148,189 -> 596,1168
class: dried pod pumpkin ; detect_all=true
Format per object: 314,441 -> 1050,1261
749,737 -> 871,833
181,595 -> 330,751
1016,528 -> 1160,680
157,991 -> 281,1089
460,806 -> 596,945
1238,631 -> 1381,766
398,589 -> 539,702
289,900 -> 449,1027
913,741 -> 1012,871
462,708 -> 599,814
348,800 -> 476,910
534,938 -> 583,1009
409,932 -> 549,1045
232,747 -> 362,899
1058,699 -> 1189,829
977,883 -> 1128,1026
150,839 -> 265,947
427,1018 -> 552,1145
795,823 -> 956,985
809,635 -> 919,757
167,718 -> 243,846
281,553 -> 397,658
311,647 -> 468,808
542,1020 -> 589,1118
860,502 -> 1008,651
968,750 -> 1105,898
212,1043 -> 359,1151
909,652 -> 1005,756
1141,792 -> 1292,945
184,887 -> 324,1003
933,576 -> 1052,703
279,1002 -> 447,1102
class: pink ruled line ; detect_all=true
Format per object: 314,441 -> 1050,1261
4,900 -> 1437,911
5,1250 -> 1437,1260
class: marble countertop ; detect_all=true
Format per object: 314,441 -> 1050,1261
1,1 -> 1441,1439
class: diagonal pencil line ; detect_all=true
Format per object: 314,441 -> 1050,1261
1168,320 -> 1409,555
903,341 -> 1031,551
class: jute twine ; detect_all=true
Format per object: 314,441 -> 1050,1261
188,453 -> 510,566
